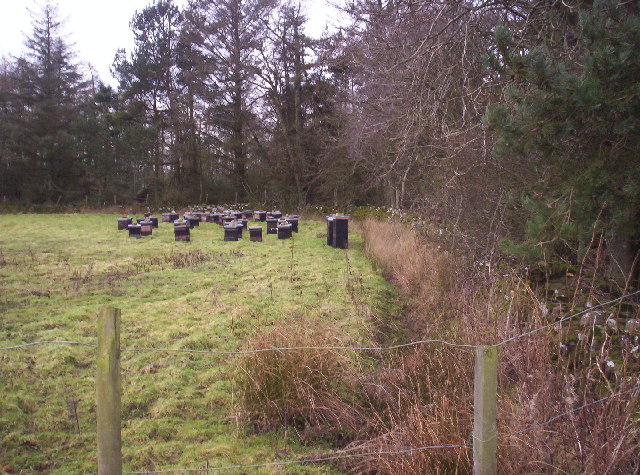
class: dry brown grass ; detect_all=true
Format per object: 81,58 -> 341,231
349,218 -> 640,474
236,316 -> 367,442
233,218 -> 638,473
361,219 -> 449,301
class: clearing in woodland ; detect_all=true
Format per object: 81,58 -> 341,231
0,213 -> 396,474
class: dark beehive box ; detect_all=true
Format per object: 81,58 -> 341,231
332,216 -> 349,249
174,224 -> 190,241
249,226 -> 262,242
139,220 -> 153,236
186,216 -> 200,229
118,217 -> 132,230
287,215 -> 299,233
224,226 -> 239,241
128,224 -> 142,239
266,218 -> 278,234
278,223 -> 292,240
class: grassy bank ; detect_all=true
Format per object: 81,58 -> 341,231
352,218 -> 639,474
0,214 -> 394,474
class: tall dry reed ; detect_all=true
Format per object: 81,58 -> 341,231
235,218 -> 637,473
352,218 -> 639,474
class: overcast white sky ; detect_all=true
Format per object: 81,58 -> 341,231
0,0 -> 344,86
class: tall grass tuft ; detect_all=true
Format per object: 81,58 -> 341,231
236,317 -> 366,442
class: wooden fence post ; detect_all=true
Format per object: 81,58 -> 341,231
97,307 -> 122,475
473,345 -> 498,475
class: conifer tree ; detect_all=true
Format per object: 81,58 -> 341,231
16,3 -> 87,202
487,0 -> 640,282
190,0 -> 275,196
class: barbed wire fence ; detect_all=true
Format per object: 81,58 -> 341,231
79,384 -> 639,475
4,289 -> 638,354
1,289 -> 639,474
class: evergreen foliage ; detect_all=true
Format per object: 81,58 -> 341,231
1,4 -> 89,202
487,0 -> 640,276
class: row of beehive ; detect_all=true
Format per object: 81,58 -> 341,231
117,215 -> 158,237
116,211 -> 299,242
222,215 -> 299,242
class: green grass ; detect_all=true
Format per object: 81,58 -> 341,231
0,214 -> 395,474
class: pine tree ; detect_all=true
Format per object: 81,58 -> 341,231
16,3 -> 87,202
487,0 -> 640,282
190,0 -> 275,196
113,0 -> 185,204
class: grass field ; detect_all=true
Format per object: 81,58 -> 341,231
0,214 -> 395,474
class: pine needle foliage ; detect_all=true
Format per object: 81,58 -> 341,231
487,0 -> 640,277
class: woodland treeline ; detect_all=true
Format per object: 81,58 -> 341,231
0,0 -> 639,279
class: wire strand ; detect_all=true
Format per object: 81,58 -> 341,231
78,384 -> 640,474
2,290 -> 638,354
106,384 -> 640,473
494,289 -> 640,347
119,444 -> 468,474
118,289 -> 640,353
510,384 -> 640,437
0,340 -> 96,351
120,338 -> 481,355
471,384 -> 640,444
